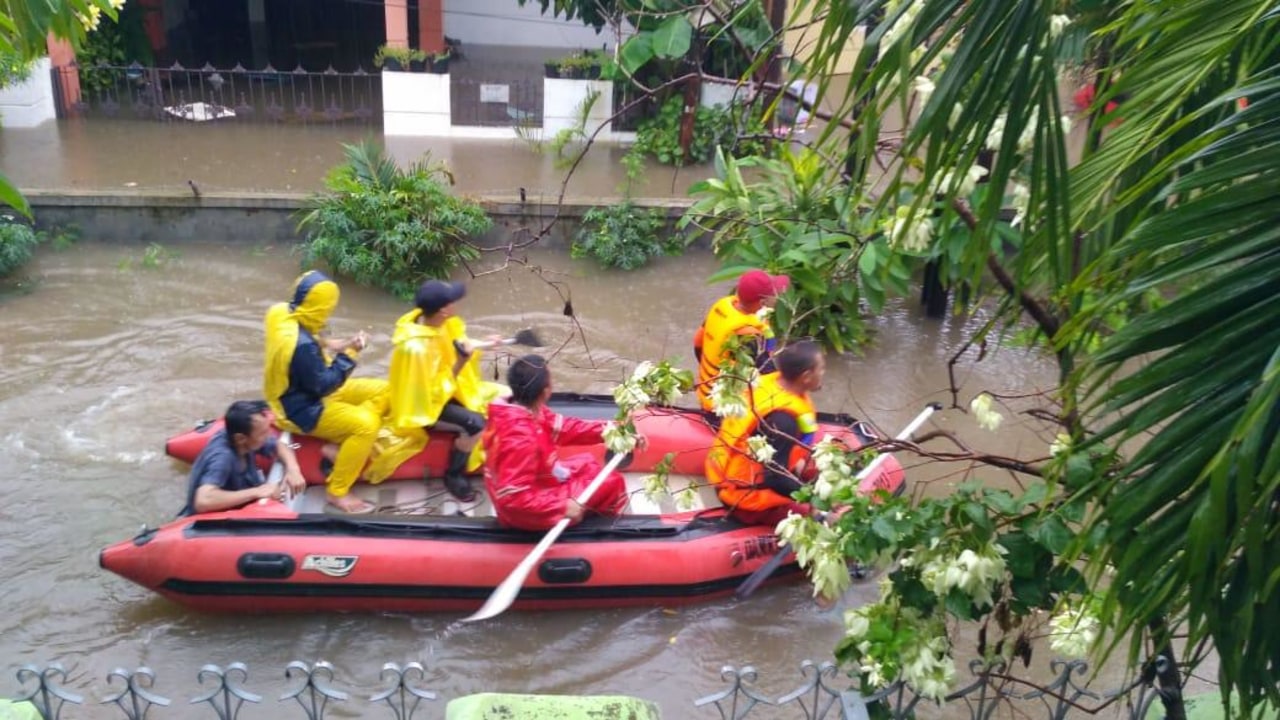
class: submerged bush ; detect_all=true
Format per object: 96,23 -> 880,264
571,202 -> 683,270
297,141 -> 491,298
629,96 -> 769,166
0,220 -> 40,277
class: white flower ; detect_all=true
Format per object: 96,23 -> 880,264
902,634 -> 956,701
1010,182 -> 1031,227
947,102 -> 964,129
984,114 -> 1007,151
630,360 -> 654,382
612,382 -> 651,415
916,541 -> 1008,608
755,305 -> 774,323
641,473 -> 669,502
1016,109 -> 1039,154
813,474 -> 835,501
78,5 -> 102,31
709,375 -> 749,418
1060,114 -> 1073,136
1049,433 -> 1072,457
107,0 -> 127,9
602,422 -> 638,454
1048,603 -> 1099,658
884,205 -> 934,253
939,164 -> 988,196
969,393 -> 1004,432
1048,14 -> 1072,39
775,512 -> 808,548
746,434 -> 775,464
911,76 -> 936,107
844,609 -> 872,640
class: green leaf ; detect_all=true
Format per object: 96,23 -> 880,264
0,172 -> 30,217
1029,515 -> 1073,555
650,15 -> 693,58
618,33 -> 654,74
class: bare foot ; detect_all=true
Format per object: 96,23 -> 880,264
326,493 -> 374,514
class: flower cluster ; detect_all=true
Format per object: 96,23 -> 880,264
745,434 -> 775,463
1048,601 -> 1100,658
969,393 -> 1004,432
907,539 -> 1009,609
883,205 -> 934,253
708,374 -> 751,418
77,4 -> 102,31
810,436 -> 860,502
880,0 -> 925,58
776,512 -> 853,599
605,359 -> 693,454
843,588 -> 956,700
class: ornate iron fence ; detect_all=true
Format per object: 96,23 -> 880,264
6,657 -> 1175,720
50,62 -> 381,125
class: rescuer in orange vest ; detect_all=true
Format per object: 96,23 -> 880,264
705,340 -> 831,527
693,269 -> 790,413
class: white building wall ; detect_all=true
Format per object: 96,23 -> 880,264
443,0 -> 620,50
0,58 -> 57,128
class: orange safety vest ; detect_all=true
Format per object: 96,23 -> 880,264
705,372 -> 818,512
695,295 -> 768,411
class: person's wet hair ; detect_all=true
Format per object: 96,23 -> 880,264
508,354 -> 551,406
774,340 -> 822,381
224,399 -> 269,439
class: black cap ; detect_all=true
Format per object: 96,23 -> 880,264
415,280 -> 466,315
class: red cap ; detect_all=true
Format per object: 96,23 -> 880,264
736,269 -> 790,305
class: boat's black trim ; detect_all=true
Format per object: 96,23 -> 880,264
158,564 -> 805,602
184,512 -> 739,544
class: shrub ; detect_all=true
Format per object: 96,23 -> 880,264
297,141 -> 491,299
0,221 -> 41,277
571,202 -> 683,270
629,96 -> 769,166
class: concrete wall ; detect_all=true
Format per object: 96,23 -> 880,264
24,190 -> 690,249
382,71 -> 452,136
443,0 -> 618,50
0,58 -> 57,128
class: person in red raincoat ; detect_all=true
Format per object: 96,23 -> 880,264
482,354 -> 631,531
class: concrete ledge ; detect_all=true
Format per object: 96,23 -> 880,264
21,189 -> 692,246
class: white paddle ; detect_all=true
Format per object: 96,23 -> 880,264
461,451 -> 627,623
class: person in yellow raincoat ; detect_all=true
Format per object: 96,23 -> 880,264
263,271 -> 389,514
366,279 -> 499,502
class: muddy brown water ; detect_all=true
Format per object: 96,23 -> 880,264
0,240 -> 1068,717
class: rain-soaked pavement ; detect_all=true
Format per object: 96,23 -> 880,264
0,119 -> 715,200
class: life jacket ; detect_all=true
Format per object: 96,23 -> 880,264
695,295 -> 769,411
705,372 -> 817,512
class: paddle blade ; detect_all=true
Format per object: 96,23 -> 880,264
733,548 -> 793,600
512,328 -> 544,347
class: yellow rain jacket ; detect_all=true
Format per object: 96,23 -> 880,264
263,271 -> 357,433
363,310 -> 502,482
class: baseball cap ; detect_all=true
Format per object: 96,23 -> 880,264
414,280 -> 466,315
736,269 -> 790,305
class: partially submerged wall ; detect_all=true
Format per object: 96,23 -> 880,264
24,190 -> 690,249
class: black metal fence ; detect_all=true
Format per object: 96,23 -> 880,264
449,77 -> 542,129
50,62 -> 381,126
6,657 -> 1176,720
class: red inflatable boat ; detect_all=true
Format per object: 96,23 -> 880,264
101,395 -> 905,614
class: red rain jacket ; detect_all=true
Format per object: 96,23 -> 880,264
482,401 -> 627,531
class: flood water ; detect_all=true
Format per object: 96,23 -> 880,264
0,240 -> 1066,717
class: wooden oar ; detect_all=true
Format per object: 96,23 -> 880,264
461,451 -> 627,623
732,402 -> 942,601
467,328 -> 544,351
